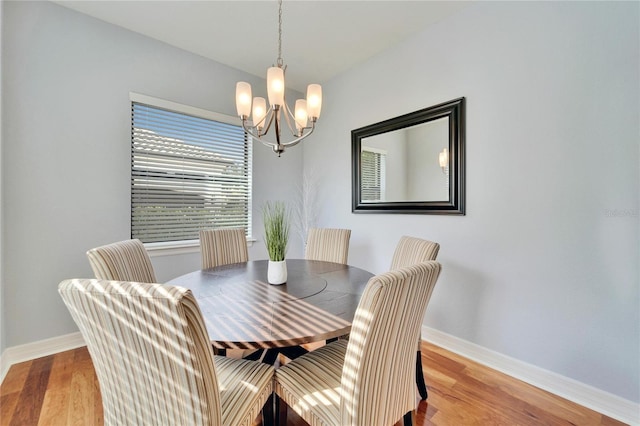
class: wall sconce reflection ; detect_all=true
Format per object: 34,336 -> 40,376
439,148 -> 449,174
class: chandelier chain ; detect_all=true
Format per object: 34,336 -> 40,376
277,0 -> 284,68
277,0 -> 283,67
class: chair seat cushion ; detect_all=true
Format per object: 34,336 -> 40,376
275,340 -> 348,426
214,355 -> 274,426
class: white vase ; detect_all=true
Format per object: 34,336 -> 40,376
267,260 -> 287,285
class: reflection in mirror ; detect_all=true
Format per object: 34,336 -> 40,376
352,97 -> 465,215
361,117 -> 449,202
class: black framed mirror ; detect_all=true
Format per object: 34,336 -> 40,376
351,97 -> 465,215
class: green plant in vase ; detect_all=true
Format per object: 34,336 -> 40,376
263,201 -> 290,284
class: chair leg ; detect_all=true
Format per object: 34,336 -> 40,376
279,345 -> 309,360
403,410 -> 414,426
243,349 -> 263,361
274,393 -> 287,426
262,348 -> 280,365
416,349 -> 428,400
262,394 -> 274,426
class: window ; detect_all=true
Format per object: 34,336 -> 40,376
360,148 -> 386,201
131,95 -> 252,244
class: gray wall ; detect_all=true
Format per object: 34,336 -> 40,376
1,1 -> 303,351
304,1 -> 639,402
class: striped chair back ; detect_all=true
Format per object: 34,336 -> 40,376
87,239 -> 156,283
305,228 -> 351,264
390,236 -> 440,270
340,261 -> 441,425
199,228 -> 249,269
58,279 -> 222,425
390,236 -> 441,400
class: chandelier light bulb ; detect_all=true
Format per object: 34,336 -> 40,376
267,67 -> 285,107
252,97 -> 267,131
306,84 -> 322,119
236,82 -> 252,118
294,99 -> 308,131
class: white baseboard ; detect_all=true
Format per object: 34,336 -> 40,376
422,326 -> 639,426
0,332 -> 85,383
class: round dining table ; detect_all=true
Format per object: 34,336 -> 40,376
167,259 -> 374,351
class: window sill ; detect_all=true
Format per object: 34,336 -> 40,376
145,238 -> 257,257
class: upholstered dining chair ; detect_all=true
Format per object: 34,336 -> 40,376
304,227 -> 351,264
200,228 -> 252,358
58,279 -> 274,426
86,239 -> 156,283
391,235 -> 440,400
274,261 -> 442,426
390,235 -> 440,270
199,228 -> 249,269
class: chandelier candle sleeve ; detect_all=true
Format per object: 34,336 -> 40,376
295,100 -> 308,132
253,97 -> 267,131
267,67 -> 285,106
306,84 -> 322,119
236,82 -> 252,118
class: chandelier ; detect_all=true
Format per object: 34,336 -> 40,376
235,0 -> 322,156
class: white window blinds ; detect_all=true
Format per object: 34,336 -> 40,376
131,102 -> 252,243
361,149 -> 386,201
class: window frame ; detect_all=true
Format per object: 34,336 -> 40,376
129,93 -> 253,255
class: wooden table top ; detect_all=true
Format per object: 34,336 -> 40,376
167,259 -> 374,350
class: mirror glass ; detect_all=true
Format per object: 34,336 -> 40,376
352,97 -> 465,214
361,116 -> 449,203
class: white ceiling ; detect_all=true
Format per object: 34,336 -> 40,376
53,0 -> 471,92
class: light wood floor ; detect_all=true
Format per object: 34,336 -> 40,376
1,341 -> 626,426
